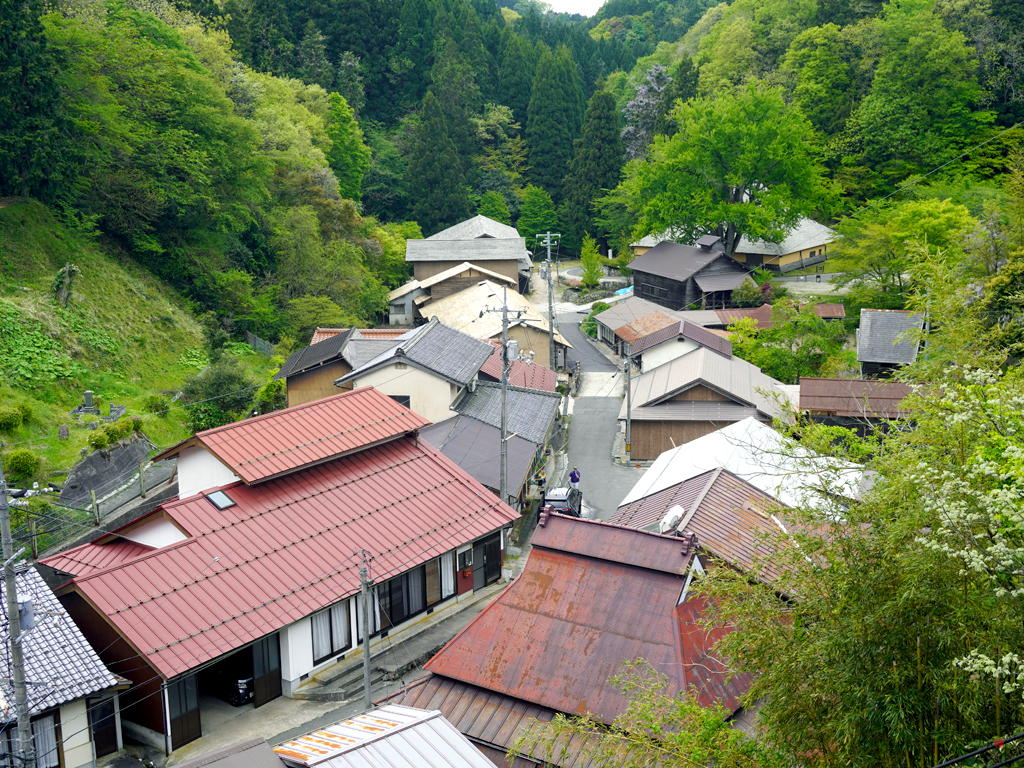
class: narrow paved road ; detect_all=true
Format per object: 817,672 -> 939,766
555,308 -> 617,373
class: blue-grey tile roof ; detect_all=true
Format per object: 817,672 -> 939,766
857,309 -> 924,365
452,381 -> 560,446
337,320 -> 495,387
420,415 -> 536,499
274,329 -> 356,381
1,565 -> 119,714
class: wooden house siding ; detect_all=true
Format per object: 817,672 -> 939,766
634,256 -> 749,312
668,384 -> 732,403
630,420 -> 725,461
414,259 -> 519,282
286,361 -> 350,407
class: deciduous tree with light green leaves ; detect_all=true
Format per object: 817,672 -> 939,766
578,235 -> 605,289
477,191 -> 512,225
517,184 -> 559,251
609,82 -> 833,258
830,197 -> 977,308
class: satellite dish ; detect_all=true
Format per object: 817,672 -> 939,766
658,505 -> 685,534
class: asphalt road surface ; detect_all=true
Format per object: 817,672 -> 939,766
555,309 -> 618,373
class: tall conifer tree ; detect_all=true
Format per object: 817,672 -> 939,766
560,90 -> 624,250
406,92 -> 472,235
428,37 -> 480,175
0,0 -> 66,199
526,46 -> 584,202
498,32 -> 534,132
390,0 -> 434,114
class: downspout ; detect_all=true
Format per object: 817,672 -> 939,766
162,684 -> 172,755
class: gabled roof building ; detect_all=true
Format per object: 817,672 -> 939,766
406,216 -> 533,292
335,319 -> 495,424
387,262 -> 517,327
0,565 -> 127,768
40,388 -> 518,756
620,347 -> 787,460
426,281 -> 571,370
629,237 -> 752,311
857,308 -> 925,377
384,513 -> 753,766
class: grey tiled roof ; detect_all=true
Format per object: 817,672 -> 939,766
631,242 -> 738,283
857,309 -> 924,364
274,329 -> 355,381
452,381 -> 560,446
736,218 -> 837,256
427,215 -> 521,240
1,566 -> 119,714
420,415 -> 536,496
405,238 -> 529,263
338,320 -> 495,387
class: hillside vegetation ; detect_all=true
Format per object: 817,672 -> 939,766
0,200 -> 277,483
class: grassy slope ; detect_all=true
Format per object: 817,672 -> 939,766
0,200 -> 275,483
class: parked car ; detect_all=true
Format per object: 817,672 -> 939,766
543,486 -> 582,517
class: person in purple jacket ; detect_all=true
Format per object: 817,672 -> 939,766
569,467 -> 580,489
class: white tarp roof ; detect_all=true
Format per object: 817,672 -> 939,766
274,705 -> 494,768
620,417 -> 870,510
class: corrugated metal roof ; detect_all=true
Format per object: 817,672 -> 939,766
44,538 -> 154,577
452,381 -> 560,446
631,242 -> 737,283
159,388 -> 429,485
694,273 -> 750,293
337,320 -> 495,388
618,401 -> 761,423
424,514 -> 748,723
592,296 -> 681,333
735,217 -> 836,257
629,321 -> 732,358
425,281 -> 571,348
406,239 -> 528,263
813,303 -> 846,319
1,566 -> 119,714
620,417 -> 869,511
420,415 -> 536,496
274,705 -> 494,768
610,469 -> 786,584
857,309 -> 924,364
377,676 -> 557,767
175,739 -> 284,768
390,262 -> 516,301
613,311 -> 678,344
715,303 -> 774,329
628,347 -> 784,418
310,329 -> 408,345
478,342 -> 557,392
45,433 -> 518,679
799,377 -> 911,418
427,215 -> 522,241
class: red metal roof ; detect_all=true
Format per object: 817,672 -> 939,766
44,436 -> 518,679
424,514 -> 747,724
800,376 -> 911,419
479,342 -> 558,392
158,388 -> 429,485
44,539 -> 154,577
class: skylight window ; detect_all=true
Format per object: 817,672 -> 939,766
206,491 -> 236,510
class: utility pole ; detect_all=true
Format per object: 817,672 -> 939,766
536,232 -> 560,371
624,358 -> 632,461
483,288 -> 526,505
1,457 -> 34,768
358,550 -> 373,709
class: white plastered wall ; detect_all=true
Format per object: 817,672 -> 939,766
176,445 -> 239,498
60,700 -> 94,768
348,365 -> 456,424
641,338 -> 698,371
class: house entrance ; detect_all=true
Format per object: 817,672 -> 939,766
472,534 -> 501,591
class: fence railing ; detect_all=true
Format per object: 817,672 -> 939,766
246,331 -> 274,357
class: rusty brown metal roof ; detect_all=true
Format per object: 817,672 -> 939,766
812,303 -> 846,319
423,514 -> 749,725
800,377 -> 912,419
715,303 -> 774,329
613,311 -> 678,344
610,469 -> 787,583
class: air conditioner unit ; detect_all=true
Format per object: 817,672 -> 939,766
658,505 -> 685,534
